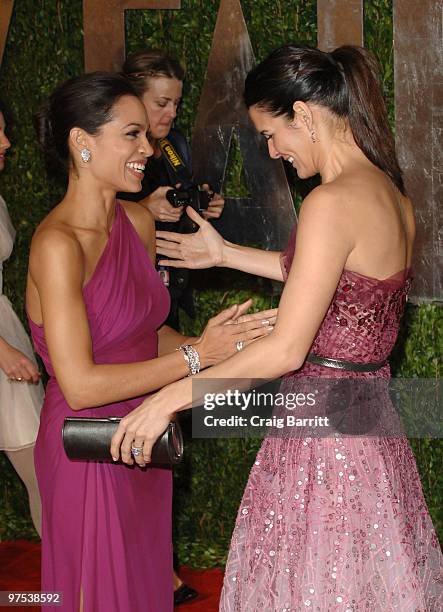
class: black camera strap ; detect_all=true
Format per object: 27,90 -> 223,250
158,137 -> 193,187
156,137 -> 196,279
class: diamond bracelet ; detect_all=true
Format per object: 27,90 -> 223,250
177,344 -> 201,376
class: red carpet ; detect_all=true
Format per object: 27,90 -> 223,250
0,541 -> 223,611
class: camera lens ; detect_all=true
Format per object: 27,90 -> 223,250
166,189 -> 190,208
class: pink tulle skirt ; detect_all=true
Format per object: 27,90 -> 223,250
220,431 -> 443,611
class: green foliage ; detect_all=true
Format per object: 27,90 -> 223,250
125,0 -> 317,143
0,0 -> 83,315
364,0 -> 395,125
392,304 -> 442,378
223,133 -> 251,198
391,304 -> 443,539
0,1 -> 441,571
173,435 -> 263,567
0,453 -> 37,540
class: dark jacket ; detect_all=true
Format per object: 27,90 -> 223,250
118,128 -> 194,329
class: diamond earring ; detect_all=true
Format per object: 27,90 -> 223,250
80,148 -> 91,163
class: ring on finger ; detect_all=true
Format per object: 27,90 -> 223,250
236,340 -> 244,352
16,377 -> 23,382
131,445 -> 143,457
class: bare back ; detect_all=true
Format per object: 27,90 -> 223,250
319,163 -> 415,281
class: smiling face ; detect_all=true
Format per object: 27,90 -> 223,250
0,112 -> 11,172
73,94 -> 153,192
249,104 -> 318,179
141,76 -> 183,140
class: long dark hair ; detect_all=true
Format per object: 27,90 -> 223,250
245,44 -> 405,195
122,48 -> 185,96
33,72 -> 139,176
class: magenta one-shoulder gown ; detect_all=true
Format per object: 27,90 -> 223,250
29,203 -> 173,611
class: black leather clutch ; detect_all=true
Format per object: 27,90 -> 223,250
62,417 -> 183,465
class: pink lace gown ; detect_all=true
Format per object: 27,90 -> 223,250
28,203 -> 173,611
220,228 -> 443,611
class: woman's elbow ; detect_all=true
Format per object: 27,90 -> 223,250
56,365 -> 98,410
64,391 -> 89,411
273,338 -> 307,374
61,381 -> 94,411
280,352 -> 305,374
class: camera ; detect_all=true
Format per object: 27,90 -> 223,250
166,185 -> 212,213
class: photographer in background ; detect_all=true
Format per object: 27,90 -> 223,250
119,49 -> 224,332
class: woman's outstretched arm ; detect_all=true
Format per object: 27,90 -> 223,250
156,206 -> 284,281
112,186 -> 354,463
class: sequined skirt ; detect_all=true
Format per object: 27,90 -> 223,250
220,375 -> 443,611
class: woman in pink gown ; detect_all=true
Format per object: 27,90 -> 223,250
26,73 -> 275,612
116,45 -> 443,610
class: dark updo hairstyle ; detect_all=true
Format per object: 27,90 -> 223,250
33,72 -> 139,176
121,48 -> 185,96
245,44 -> 405,195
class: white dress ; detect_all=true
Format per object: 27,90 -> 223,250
0,195 -> 43,450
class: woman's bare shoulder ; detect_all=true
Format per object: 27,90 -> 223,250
120,199 -> 153,228
32,213 -> 80,251
296,184 -> 355,259
30,212 -> 83,276
299,182 -> 349,227
119,199 -> 155,252
27,207 -> 86,325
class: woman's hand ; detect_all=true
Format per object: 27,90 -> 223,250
139,186 -> 183,223
156,206 -> 225,268
195,300 -> 277,367
200,184 -> 225,220
111,382 -> 185,465
0,338 -> 41,383
109,300 -> 278,465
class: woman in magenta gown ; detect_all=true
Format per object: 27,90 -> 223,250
116,45 -> 443,610
29,201 -> 171,610
26,73 -> 275,612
